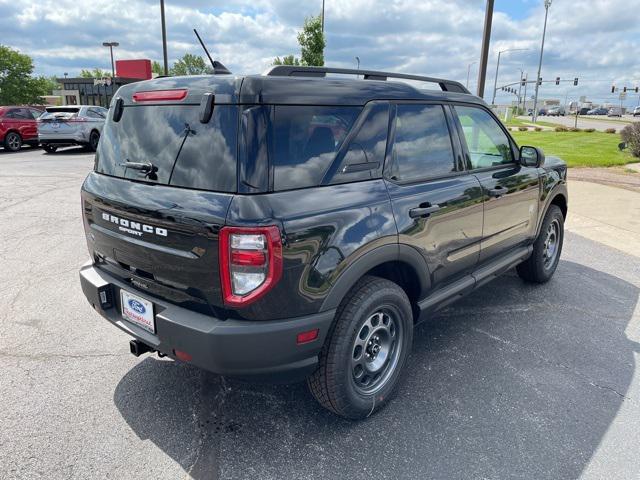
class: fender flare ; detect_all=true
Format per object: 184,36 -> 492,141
536,183 -> 568,237
320,243 -> 431,311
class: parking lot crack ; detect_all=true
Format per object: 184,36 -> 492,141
471,327 -> 638,406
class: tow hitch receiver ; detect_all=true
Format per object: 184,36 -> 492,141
129,339 -> 154,357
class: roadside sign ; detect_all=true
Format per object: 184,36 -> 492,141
93,77 -> 112,86
619,92 -> 627,101
579,96 -> 586,103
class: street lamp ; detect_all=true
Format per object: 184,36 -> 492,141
491,48 -> 529,105
102,41 -> 119,77
532,0 -> 552,122
355,56 -> 360,77
466,61 -> 476,89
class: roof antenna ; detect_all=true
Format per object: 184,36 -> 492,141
193,28 -> 231,75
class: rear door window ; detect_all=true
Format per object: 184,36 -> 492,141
389,104 -> 457,182
272,106 -> 361,190
95,105 -> 237,193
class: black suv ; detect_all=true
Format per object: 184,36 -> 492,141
79,66 -> 567,419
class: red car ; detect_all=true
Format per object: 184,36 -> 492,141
0,106 -> 43,151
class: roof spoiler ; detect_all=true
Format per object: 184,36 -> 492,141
265,65 -> 470,94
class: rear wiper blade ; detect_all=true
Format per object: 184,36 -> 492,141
119,161 -> 155,172
120,161 -> 158,180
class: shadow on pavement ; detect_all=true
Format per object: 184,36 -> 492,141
114,260 -> 639,479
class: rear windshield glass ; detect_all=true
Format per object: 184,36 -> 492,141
41,109 -> 79,120
273,106 -> 361,190
95,105 -> 237,193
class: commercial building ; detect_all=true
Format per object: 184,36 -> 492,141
53,59 -> 153,107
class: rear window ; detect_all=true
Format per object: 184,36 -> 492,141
41,108 -> 79,120
95,105 -> 237,193
273,106 -> 361,190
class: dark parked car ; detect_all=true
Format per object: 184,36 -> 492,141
587,107 -> 608,115
538,107 -> 548,116
79,66 -> 568,419
0,106 -> 43,151
578,107 -> 591,115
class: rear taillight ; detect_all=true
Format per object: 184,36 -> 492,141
219,226 -> 283,307
132,89 -> 188,102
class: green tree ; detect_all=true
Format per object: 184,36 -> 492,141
170,54 -> 213,76
272,15 -> 325,67
151,60 -> 164,76
0,45 -> 51,105
298,15 -> 325,66
273,55 -> 300,66
79,68 -> 111,78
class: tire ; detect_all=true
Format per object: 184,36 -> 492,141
307,276 -> 413,419
89,130 -> 100,152
42,145 -> 58,154
517,205 -> 564,283
4,132 -> 22,152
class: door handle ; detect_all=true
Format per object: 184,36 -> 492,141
488,186 -> 506,198
409,203 -> 441,218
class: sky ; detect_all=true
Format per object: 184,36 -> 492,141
1,0 -> 639,106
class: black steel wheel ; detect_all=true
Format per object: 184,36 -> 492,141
308,276 -> 413,419
517,204 -> 564,283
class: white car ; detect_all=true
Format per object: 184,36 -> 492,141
633,106 -> 640,117
38,105 -> 107,153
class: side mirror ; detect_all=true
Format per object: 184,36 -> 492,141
519,145 -> 545,168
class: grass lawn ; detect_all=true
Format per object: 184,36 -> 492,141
510,130 -> 637,167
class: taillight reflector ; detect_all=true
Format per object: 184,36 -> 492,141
132,89 -> 188,102
296,329 -> 319,345
219,226 -> 283,307
174,349 -> 192,362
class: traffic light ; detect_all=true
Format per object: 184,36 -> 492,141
521,79 -> 526,87
636,87 -> 639,93
538,77 -> 542,85
555,77 -> 560,85
611,85 -> 616,93
624,87 -> 627,92
574,77 -> 578,86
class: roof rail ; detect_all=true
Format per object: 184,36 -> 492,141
265,65 -> 471,94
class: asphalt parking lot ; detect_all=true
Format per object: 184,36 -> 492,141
1,147 -> 639,479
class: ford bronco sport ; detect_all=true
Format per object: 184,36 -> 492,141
79,66 -> 567,419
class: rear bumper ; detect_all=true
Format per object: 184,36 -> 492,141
39,132 -> 88,144
79,262 -> 335,382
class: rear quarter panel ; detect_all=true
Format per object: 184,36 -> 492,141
226,180 -> 397,320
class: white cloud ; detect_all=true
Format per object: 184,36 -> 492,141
0,0 -> 639,104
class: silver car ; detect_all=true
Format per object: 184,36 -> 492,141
38,105 -> 107,153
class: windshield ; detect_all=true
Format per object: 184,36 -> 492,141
95,104 -> 238,193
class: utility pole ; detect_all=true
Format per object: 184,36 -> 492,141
476,0 -> 494,99
321,0 -> 325,33
466,61 -> 476,89
532,0 -> 552,123
517,68 -> 524,112
160,0 -> 169,76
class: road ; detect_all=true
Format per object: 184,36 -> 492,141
1,147 -> 639,479
519,114 -> 639,132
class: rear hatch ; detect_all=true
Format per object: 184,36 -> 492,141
38,107 -> 81,134
81,75 -> 241,315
